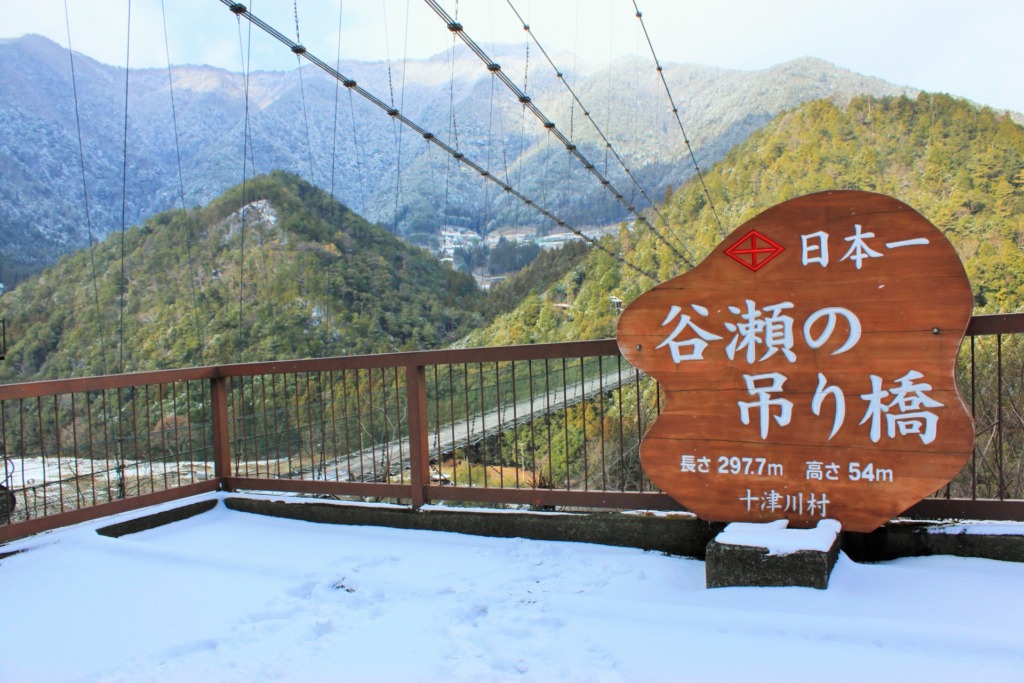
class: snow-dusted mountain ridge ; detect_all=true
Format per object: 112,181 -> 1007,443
0,34 -> 916,285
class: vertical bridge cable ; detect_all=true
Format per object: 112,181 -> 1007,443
118,0 -> 132,375
441,18 -> 458,258
160,0 -> 206,366
348,88 -> 367,219
327,0 -> 346,355
485,59 -> 497,233
513,27 -> 531,239
292,0 -> 317,184
218,0 -> 658,281
233,2 -> 253,363
330,0 -> 345,199
632,0 -> 724,236
63,0 -> 109,377
504,0 -> 696,265
381,0 -> 406,235
114,0 -> 134,500
425,0 -> 695,269
388,1 -> 414,236
443,0 -> 461,270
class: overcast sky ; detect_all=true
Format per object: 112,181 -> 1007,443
2,0 -> 1022,113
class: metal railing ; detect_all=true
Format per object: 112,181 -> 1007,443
217,340 -> 669,511
1,314 -> 1022,543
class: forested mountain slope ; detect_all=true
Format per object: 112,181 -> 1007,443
0,172 -> 481,381
464,93 -> 1024,347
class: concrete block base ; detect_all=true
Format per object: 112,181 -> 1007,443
706,520 -> 842,590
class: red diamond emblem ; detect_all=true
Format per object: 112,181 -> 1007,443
724,229 -> 784,271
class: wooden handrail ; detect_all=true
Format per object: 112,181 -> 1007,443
1,313 -> 1019,399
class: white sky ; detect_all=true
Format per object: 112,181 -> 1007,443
1,0 -> 1022,113
4,494 -> 1024,680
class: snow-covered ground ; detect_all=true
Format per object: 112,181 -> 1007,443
3,494 -> 1024,682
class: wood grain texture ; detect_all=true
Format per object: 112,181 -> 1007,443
617,191 -> 974,532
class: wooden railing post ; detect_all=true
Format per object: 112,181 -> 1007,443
406,363 -> 430,509
210,375 -> 232,490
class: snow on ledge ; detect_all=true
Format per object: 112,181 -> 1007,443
716,519 -> 842,556
928,520 -> 1024,536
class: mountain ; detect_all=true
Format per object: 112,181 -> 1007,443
467,93 -> 1024,347
0,34 -> 920,286
2,94 -> 1019,383
0,171 -> 482,382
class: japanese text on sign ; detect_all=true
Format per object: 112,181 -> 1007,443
656,298 -> 943,443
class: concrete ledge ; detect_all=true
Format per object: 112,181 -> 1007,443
223,497 -> 722,558
96,499 -> 219,538
0,547 -> 27,562
80,494 -> 1024,568
843,522 -> 1024,563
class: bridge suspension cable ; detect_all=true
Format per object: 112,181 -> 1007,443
63,0 -> 109,377
329,1 -> 344,199
118,0 -> 132,374
425,0 -> 695,268
235,5 -> 254,363
384,0 -> 413,236
292,0 -> 317,184
632,0 -> 724,235
160,0 -> 206,366
503,0 -> 697,265
219,0 -> 658,281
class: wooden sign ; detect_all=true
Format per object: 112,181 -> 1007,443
617,191 -> 975,532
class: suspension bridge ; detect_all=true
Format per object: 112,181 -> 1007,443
0,0 -> 716,512
292,365 -> 631,483
34,0 -> 720,377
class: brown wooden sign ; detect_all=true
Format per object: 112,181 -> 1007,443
617,190 -> 975,532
